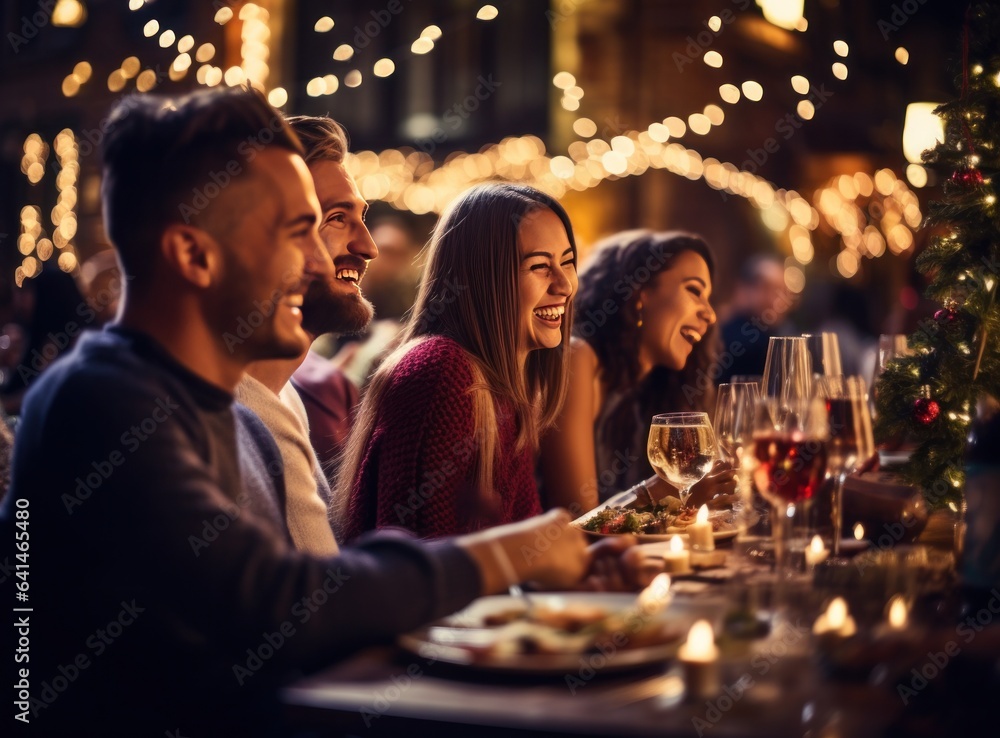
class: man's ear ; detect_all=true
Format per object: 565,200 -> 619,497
160,224 -> 218,289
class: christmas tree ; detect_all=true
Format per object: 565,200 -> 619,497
874,3 -> 1000,510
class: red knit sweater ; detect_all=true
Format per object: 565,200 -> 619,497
342,336 -> 542,540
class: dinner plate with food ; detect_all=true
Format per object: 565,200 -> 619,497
398,592 -> 690,674
572,490 -> 739,542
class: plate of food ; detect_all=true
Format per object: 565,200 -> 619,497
398,592 -> 685,675
572,491 -> 739,542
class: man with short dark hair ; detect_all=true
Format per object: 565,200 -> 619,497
1,87 -> 591,737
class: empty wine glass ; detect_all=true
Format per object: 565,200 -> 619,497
802,332 -> 843,380
731,374 -> 763,391
814,376 -> 875,556
716,383 -> 764,554
762,337 -> 813,409
714,383 -> 761,468
647,412 -> 717,508
872,334 -> 911,391
748,397 -> 829,577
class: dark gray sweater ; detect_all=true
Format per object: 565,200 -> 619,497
2,327 -> 479,737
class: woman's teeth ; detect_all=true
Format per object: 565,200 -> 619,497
680,327 -> 702,345
533,305 -> 565,321
336,269 -> 360,282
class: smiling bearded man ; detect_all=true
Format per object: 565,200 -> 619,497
236,114 -> 378,554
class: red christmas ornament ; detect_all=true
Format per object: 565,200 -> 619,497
934,307 -> 958,323
914,397 -> 940,425
952,168 -> 984,187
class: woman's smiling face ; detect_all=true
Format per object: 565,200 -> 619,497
518,208 -> 577,353
637,250 -> 716,372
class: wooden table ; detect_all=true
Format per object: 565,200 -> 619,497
282,585 -> 904,737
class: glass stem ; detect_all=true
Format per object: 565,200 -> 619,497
772,502 -> 791,577
832,473 -> 846,556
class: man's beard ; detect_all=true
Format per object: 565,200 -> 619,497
301,277 -> 374,336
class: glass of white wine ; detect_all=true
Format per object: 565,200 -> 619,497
647,412 -> 717,508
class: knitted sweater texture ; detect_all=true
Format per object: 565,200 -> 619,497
343,335 -> 541,540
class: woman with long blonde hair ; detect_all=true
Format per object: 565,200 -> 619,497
335,183 -> 577,540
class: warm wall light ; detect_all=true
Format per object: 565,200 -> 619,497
760,0 -> 804,31
903,103 -> 944,164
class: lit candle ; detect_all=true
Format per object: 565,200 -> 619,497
662,535 -> 691,574
813,596 -> 857,638
637,573 -> 672,614
679,619 -> 720,699
804,535 -> 829,568
687,504 -> 715,551
887,595 -> 908,630
853,523 -> 865,541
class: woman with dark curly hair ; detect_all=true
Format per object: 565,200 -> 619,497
540,230 -> 732,511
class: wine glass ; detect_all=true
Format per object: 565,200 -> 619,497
814,376 -> 875,556
802,332 -> 843,380
647,412 -> 717,508
715,383 -> 764,555
714,383 -> 761,468
761,337 -> 813,409
872,334 -> 911,393
748,397 -> 829,577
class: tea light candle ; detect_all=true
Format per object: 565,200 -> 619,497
662,535 -> 691,574
813,596 -> 857,638
679,619 -> 720,699
887,595 -> 908,630
637,573 -> 673,614
872,594 -> 920,650
687,504 -> 715,551
804,535 -> 829,569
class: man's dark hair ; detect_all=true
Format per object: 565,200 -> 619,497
101,85 -> 304,284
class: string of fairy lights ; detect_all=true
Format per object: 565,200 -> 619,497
17,0 -> 922,292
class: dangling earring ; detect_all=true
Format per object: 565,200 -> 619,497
636,300 -> 644,328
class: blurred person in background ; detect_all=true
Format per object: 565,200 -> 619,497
0,267 -> 86,416
815,282 -> 878,379
717,253 -> 795,383
540,231 -> 733,511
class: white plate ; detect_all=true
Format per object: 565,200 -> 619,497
399,593 -> 688,675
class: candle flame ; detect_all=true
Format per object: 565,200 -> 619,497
670,534 -> 684,552
648,572 -> 672,600
686,619 -> 716,655
637,573 -> 672,613
853,523 -> 865,540
827,597 -> 848,630
888,595 -> 908,629
696,504 -> 709,524
809,535 -> 825,554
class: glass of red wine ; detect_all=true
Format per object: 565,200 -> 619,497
749,396 -> 829,577
814,376 -> 875,556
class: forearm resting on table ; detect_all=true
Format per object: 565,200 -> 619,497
455,509 -> 590,595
